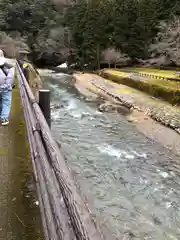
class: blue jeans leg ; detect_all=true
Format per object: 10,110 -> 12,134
0,91 -> 12,120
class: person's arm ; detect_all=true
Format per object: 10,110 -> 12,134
6,66 -> 15,86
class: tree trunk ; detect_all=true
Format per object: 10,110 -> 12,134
96,43 -> 100,70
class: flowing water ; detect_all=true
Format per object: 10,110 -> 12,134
43,72 -> 180,240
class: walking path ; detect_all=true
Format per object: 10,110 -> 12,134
0,59 -> 17,238
0,81 -> 31,238
0,60 -> 42,239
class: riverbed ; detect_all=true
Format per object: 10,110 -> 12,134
43,72 -> 180,240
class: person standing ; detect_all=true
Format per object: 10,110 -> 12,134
17,59 -> 29,83
18,49 -> 30,82
0,50 -> 15,125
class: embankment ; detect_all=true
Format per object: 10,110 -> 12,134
73,72 -> 180,155
100,69 -> 180,105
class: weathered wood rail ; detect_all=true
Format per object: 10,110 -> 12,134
132,71 -> 180,82
16,62 -> 105,240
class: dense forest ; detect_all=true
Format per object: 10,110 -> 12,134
0,0 -> 180,68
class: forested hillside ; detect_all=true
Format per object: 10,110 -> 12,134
0,0 -> 180,67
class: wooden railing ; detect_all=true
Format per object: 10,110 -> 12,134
16,62 -> 105,240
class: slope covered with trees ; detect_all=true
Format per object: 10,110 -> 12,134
0,0 -> 180,67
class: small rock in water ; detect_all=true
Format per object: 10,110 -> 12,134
116,105 -> 132,115
50,103 -> 64,110
35,201 -> 39,206
159,171 -> 169,178
98,102 -> 130,115
176,128 -> 180,134
127,116 -> 138,123
152,216 -> 162,225
165,201 -> 172,209
124,230 -> 136,239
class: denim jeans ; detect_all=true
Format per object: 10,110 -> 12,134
0,90 -> 12,120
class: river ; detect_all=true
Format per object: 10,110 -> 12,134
43,72 -> 180,240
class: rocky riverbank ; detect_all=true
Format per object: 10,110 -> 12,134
90,77 -> 180,135
79,73 -> 180,134
100,69 -> 180,106
73,72 -> 180,155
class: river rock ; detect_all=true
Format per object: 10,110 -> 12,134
50,103 -> 64,110
176,128 -> 180,134
127,116 -> 138,123
98,102 -> 131,115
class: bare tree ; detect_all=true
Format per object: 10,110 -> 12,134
102,48 -> 130,68
52,0 -> 77,7
33,27 -> 73,61
148,16 -> 180,66
0,31 -> 29,58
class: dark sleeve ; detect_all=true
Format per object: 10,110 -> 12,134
23,67 -> 29,82
3,62 -> 13,69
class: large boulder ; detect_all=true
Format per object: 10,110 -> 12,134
98,102 -> 131,115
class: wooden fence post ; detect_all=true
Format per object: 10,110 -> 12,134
39,90 -> 51,128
